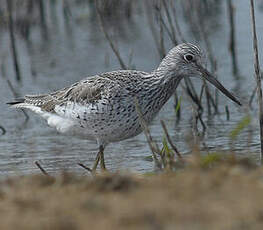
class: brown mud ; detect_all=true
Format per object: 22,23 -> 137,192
0,159 -> 263,230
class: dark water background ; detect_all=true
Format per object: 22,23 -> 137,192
0,0 -> 263,175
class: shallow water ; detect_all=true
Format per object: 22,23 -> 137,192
0,0 -> 263,175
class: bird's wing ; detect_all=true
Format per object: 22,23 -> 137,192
20,76 -> 113,113
8,70 -> 149,114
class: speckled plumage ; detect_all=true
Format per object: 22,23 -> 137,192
8,43 -> 241,171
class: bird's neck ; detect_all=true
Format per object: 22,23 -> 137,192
153,53 -> 182,83
152,56 -> 183,89
139,68 -> 183,123
151,72 -> 182,102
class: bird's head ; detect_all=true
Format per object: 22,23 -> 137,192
157,43 -> 241,106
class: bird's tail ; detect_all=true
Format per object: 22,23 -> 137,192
7,94 -> 52,114
7,95 -> 74,133
6,98 -> 27,108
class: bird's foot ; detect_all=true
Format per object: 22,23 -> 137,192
78,146 -> 107,175
99,152 -> 108,173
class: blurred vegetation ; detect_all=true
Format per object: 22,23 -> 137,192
0,157 -> 262,230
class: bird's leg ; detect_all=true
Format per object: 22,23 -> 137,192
99,147 -> 106,171
92,149 -> 101,172
92,145 -> 107,172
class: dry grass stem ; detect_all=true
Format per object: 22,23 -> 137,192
182,79 -> 203,112
38,0 -> 48,40
95,0 -> 128,70
227,0 -> 239,77
181,83 -> 206,133
160,120 -> 182,159
35,161 -> 50,176
225,105 -> 230,121
204,82 -> 219,114
161,0 -> 178,45
78,163 -> 92,173
144,0 -> 165,60
6,0 -> 21,81
170,1 -> 186,43
134,98 -> 162,170
249,0 -> 263,163
196,6 -> 216,72
249,85 -> 257,108
0,126 -> 6,135
157,2 -> 166,59
174,93 -> 181,121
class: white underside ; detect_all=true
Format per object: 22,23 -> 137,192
12,101 -> 144,145
12,103 -> 79,135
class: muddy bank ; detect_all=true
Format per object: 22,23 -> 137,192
0,160 -> 262,230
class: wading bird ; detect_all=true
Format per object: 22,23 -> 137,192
8,43 -> 241,172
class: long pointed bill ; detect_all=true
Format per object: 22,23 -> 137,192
197,64 -> 242,106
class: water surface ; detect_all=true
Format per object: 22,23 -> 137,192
0,0 -> 263,175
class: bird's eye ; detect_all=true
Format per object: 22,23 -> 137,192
184,54 -> 194,62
